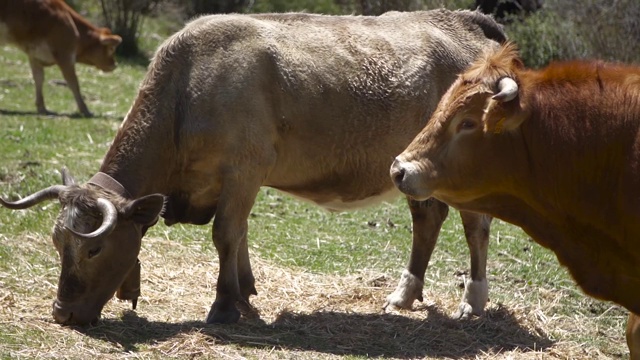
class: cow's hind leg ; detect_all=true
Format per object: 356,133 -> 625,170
206,181 -> 261,324
384,198 -> 449,310
452,211 -> 492,319
28,57 -> 49,115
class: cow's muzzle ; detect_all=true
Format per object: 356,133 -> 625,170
52,300 -> 99,326
390,157 -> 432,201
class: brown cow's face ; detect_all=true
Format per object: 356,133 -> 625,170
48,187 -> 163,326
390,75 -> 524,207
78,29 -> 122,72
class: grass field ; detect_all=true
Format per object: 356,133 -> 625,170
0,30 -> 630,359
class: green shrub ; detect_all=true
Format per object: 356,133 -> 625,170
505,10 -> 589,68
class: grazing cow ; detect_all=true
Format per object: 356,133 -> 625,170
0,10 -> 505,325
0,0 -> 122,116
390,43 -> 640,358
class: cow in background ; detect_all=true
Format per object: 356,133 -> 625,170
0,0 -> 121,116
391,43 -> 640,359
0,10 -> 505,325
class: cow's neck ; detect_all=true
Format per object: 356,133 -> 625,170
97,100 -> 177,198
65,3 -> 100,52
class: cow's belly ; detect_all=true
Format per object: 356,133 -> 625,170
0,23 -> 56,65
276,185 -> 402,212
24,41 -> 56,64
316,187 -> 402,211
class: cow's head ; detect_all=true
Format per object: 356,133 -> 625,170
78,28 -> 122,72
0,170 -> 164,325
390,43 -> 528,206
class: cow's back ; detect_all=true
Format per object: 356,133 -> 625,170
127,10 -> 505,209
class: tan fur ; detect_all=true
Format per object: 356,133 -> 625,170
394,43 -> 640,358
0,0 -> 122,116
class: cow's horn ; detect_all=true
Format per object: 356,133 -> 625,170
0,185 -> 66,210
492,77 -> 519,102
66,198 -> 118,239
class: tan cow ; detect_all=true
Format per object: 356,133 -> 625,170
391,43 -> 640,358
0,0 -> 121,116
0,10 -> 505,325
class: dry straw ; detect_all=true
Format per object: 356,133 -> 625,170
0,234 -> 627,359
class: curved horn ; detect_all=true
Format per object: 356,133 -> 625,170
66,198 -> 118,240
492,77 -> 519,102
0,185 -> 66,210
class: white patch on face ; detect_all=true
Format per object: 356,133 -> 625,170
317,187 -> 401,211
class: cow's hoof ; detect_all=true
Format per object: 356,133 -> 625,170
383,269 -> 424,311
452,302 -> 474,319
205,303 -> 241,324
452,277 -> 488,319
237,300 -> 260,319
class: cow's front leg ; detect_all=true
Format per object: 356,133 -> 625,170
384,198 -> 449,310
452,211 -> 492,319
627,312 -> 640,360
236,229 -> 258,318
55,54 -> 92,117
206,184 -> 260,324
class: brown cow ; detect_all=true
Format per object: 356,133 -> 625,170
390,43 -> 640,358
0,10 -> 505,325
0,0 -> 122,116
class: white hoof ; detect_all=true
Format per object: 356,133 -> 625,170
452,277 -> 488,319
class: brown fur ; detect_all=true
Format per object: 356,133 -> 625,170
0,0 -> 121,116
393,43 -> 640,358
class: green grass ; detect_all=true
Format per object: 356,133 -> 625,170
0,22 -> 629,359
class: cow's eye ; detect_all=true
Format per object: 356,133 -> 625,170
88,247 -> 102,259
457,119 -> 477,132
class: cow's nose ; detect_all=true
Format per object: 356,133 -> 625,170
52,301 -> 72,324
390,159 -> 406,188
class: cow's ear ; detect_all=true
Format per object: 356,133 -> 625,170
483,110 -> 526,134
100,34 -> 122,46
122,194 -> 165,225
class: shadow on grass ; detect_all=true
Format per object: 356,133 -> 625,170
0,108 -> 122,121
81,305 -> 553,358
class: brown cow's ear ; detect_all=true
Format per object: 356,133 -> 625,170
484,113 -> 527,134
122,194 -> 165,225
482,100 -> 526,134
100,34 -> 122,46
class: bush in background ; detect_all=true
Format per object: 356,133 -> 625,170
505,0 -> 640,67
99,0 -> 161,56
